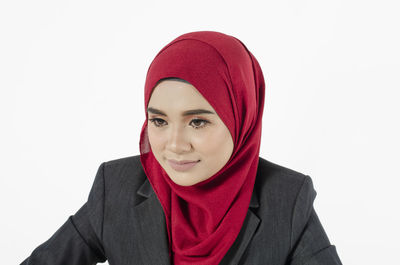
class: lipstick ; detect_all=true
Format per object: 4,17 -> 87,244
167,159 -> 199,172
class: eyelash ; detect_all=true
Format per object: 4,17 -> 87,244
148,118 -> 210,129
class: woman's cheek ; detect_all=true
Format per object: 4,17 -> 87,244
148,127 -> 164,149
195,130 -> 224,153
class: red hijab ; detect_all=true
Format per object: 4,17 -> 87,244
139,31 -> 265,264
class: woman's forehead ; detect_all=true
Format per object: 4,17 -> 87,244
150,80 -> 209,104
147,80 -> 220,116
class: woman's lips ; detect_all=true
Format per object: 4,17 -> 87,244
167,159 -> 200,172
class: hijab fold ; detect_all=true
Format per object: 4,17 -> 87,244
139,31 -> 265,265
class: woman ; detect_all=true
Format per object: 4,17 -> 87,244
21,31 -> 342,264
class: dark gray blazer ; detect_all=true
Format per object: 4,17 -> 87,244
21,155 -> 342,265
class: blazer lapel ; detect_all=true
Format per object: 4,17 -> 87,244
132,179 -> 171,265
133,178 -> 260,265
219,188 -> 261,265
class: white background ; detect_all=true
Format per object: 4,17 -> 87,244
1,0 -> 399,264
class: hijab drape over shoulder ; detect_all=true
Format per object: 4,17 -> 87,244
139,31 -> 265,265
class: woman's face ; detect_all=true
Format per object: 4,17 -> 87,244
147,79 -> 234,186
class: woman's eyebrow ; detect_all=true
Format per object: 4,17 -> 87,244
147,107 -> 215,116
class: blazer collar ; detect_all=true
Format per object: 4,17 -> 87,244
134,178 -> 260,265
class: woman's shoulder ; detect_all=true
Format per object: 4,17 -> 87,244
97,155 -> 147,203
257,156 -> 311,184
96,155 -> 315,207
255,156 -> 316,208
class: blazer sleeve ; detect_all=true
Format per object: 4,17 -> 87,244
20,162 -> 108,265
287,175 -> 343,265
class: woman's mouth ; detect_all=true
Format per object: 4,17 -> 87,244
167,159 -> 200,172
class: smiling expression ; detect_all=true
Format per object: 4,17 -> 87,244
147,79 -> 234,186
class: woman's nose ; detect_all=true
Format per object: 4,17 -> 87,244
166,126 -> 192,154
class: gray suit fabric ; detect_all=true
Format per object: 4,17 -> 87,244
21,155 -> 342,265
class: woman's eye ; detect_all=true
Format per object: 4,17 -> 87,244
190,119 -> 209,129
148,118 -> 209,129
149,118 -> 166,127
